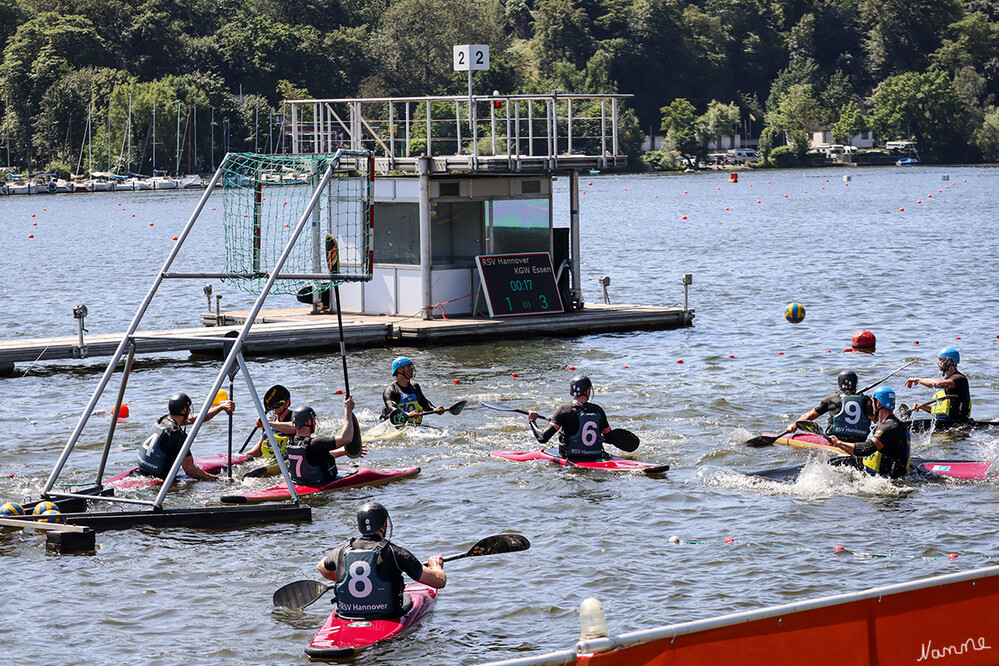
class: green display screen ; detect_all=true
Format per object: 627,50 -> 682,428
475,252 -> 564,317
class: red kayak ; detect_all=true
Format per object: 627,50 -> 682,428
769,432 -> 841,452
304,582 -> 437,660
107,454 -> 252,489
219,466 -> 421,505
491,448 -> 669,475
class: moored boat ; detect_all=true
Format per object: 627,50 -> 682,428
305,582 -> 438,660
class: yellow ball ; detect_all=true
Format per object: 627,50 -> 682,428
784,302 -> 806,324
1,502 -> 25,516
38,509 -> 63,524
212,390 -> 229,406
32,501 -> 59,515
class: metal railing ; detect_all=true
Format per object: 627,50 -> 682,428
284,93 -> 632,172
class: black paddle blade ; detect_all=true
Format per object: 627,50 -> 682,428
389,409 -> 409,427
345,414 -> 364,458
448,400 -> 468,416
606,428 -> 640,452
272,579 -> 333,609
468,533 -> 530,556
794,420 -> 823,435
264,385 -> 290,411
744,434 -> 779,448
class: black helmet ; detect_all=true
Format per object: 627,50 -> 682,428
291,406 -> 317,428
838,370 -> 858,393
168,393 -> 192,416
264,384 -> 290,411
570,375 -> 592,397
357,502 -> 389,536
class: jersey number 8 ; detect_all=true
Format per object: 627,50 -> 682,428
348,561 -> 373,598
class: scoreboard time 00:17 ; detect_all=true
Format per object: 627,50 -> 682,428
475,252 -> 565,317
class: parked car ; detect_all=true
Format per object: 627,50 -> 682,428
727,149 -> 761,164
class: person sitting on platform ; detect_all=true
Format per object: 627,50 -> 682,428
246,384 -> 293,459
527,375 -> 614,461
905,348 -> 971,420
381,356 -> 444,425
136,392 -> 235,482
784,370 -> 873,443
316,502 -> 446,619
276,396 -> 364,485
829,387 -> 910,479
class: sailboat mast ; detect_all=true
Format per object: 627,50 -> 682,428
176,102 -> 181,175
152,100 -> 156,173
126,93 -> 132,174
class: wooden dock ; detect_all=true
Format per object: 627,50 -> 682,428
0,304 -> 692,375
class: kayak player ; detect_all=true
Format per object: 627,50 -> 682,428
273,396 -> 365,484
904,348 -> 971,420
527,375 -> 614,461
783,370 -> 873,443
136,392 -> 236,482
316,502 -> 446,619
246,384 -> 293,459
829,387 -> 911,478
381,356 -> 444,424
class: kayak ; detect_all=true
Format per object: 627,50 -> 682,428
107,454 -> 252,489
908,418 -> 999,433
749,457 -> 999,483
769,432 -> 842,452
219,466 -> 421,504
304,582 -> 437,660
363,420 -> 440,443
242,456 -> 281,479
491,448 -> 669,475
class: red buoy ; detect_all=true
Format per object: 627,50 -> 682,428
851,330 -> 876,352
729,173 -> 738,183
115,404 -> 130,419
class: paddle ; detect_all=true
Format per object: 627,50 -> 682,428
479,401 -> 640,452
332,285 -> 363,458
858,360 -> 917,395
272,533 -> 531,610
744,420 -> 825,448
237,426 -> 260,454
388,401 -> 469,428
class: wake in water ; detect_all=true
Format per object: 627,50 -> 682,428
698,458 -> 913,499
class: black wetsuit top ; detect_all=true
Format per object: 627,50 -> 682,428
940,371 -> 971,419
535,401 -> 610,459
381,380 -> 434,420
854,414 -> 910,479
322,535 -> 424,614
814,391 -> 873,442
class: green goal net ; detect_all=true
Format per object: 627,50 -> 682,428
220,151 -> 373,294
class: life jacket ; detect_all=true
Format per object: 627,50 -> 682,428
828,394 -> 871,441
561,409 -> 604,460
335,539 -> 401,619
260,432 -> 290,458
286,439 -> 336,484
396,389 -> 422,425
136,420 -> 183,478
930,388 -> 972,420
862,427 -> 911,479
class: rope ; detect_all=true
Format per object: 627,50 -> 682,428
430,289 -> 482,320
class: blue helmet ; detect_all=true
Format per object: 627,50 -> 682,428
937,348 -> 960,365
392,356 -> 413,375
872,386 -> 896,410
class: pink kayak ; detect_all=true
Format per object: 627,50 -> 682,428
770,432 -> 841,452
304,582 -> 437,660
106,454 -> 252,489
219,466 -> 421,505
491,448 -> 669,475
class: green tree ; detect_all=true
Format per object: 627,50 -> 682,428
830,101 -> 867,145
860,0 -> 963,79
767,83 -> 820,136
975,106 -> 999,161
0,0 -> 33,52
0,13 -> 105,164
700,100 -> 739,148
869,70 -> 969,161
366,0 -> 507,96
534,0 -> 595,73
660,98 -> 704,166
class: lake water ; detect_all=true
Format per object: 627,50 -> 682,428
2,165 -> 999,665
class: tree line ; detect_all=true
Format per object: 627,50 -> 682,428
2,0 -> 999,176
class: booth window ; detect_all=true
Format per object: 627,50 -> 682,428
373,202 -> 419,264
492,199 -> 550,254
431,201 -> 484,265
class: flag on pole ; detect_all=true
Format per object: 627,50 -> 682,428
749,113 -> 757,121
